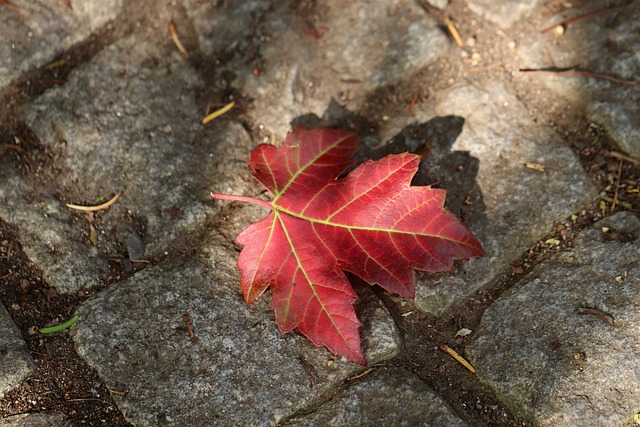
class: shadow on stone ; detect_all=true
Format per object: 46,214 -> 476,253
291,101 -> 488,298
293,101 -> 485,225
291,99 -> 381,151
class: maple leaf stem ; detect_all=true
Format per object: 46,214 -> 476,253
211,193 -> 273,209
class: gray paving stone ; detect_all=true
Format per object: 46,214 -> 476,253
0,304 -> 34,399
4,0 -> 636,425
187,1 -> 520,318
467,211 -> 640,426
517,1 -> 640,160
0,0 -> 122,89
0,413 -> 70,427
2,33 -> 251,294
285,367 -> 468,427
72,231 -> 401,427
186,0 -> 449,139
467,0 -> 543,30
413,81 -> 597,314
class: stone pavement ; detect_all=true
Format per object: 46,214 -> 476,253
1,0 -> 639,426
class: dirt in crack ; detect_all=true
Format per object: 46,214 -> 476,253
0,221 -> 131,426
375,288 -> 526,426
371,191 -> 617,427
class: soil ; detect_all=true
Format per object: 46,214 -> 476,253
1,1 -> 638,426
0,223 -> 131,426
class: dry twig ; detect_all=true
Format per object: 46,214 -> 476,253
169,19 -> 189,59
298,356 -> 319,381
519,67 -> 640,87
440,344 -> 475,373
202,101 -> 235,125
182,313 -> 197,343
409,93 -> 421,111
1,144 -> 23,152
43,59 -> 68,70
444,17 -> 464,47
605,150 -> 639,166
347,367 -> 375,381
577,307 -> 614,325
541,5 -> 624,33
0,0 -> 20,11
611,159 -> 623,213
525,162 -> 546,172
66,192 -> 122,212
106,387 -> 127,397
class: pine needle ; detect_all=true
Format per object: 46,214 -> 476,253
202,101 -> 235,125
440,344 -> 476,373
169,19 -> 189,59
66,192 -> 122,211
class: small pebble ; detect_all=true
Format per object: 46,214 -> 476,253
553,25 -> 565,37
127,233 -> 145,261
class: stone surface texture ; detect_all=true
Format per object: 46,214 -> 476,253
3,33 -> 252,294
413,80 -> 597,314
286,367 -> 468,427
0,413 -> 70,427
1,0 -> 639,426
468,212 -> 640,426
467,0 -> 543,29
0,305 -> 34,399
186,0 -> 449,140
517,1 -> 640,160
72,235 -> 401,426
0,0 -> 122,89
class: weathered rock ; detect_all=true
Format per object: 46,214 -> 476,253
2,0 -> 638,425
517,1 -> 640,160
467,0 -> 543,29
285,367 -> 468,426
0,0 -> 122,89
2,33 -> 253,294
186,0 -> 449,139
467,211 -> 640,426
72,231 -> 401,426
0,413 -> 70,427
0,304 -> 34,399
413,81 -> 597,314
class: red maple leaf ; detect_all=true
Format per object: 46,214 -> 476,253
212,127 -> 483,365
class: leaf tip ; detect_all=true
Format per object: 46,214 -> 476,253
351,352 -> 367,366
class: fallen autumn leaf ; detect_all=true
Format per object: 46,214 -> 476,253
213,126 -> 483,364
